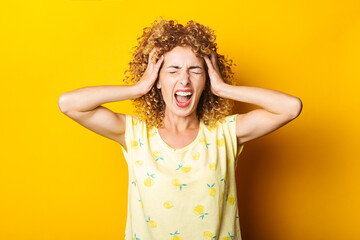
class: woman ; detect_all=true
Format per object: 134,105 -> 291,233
58,19 -> 302,240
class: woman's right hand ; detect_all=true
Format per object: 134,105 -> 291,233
136,47 -> 164,96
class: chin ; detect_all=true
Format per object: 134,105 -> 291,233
171,102 -> 198,117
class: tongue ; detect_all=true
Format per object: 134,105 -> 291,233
175,95 -> 190,103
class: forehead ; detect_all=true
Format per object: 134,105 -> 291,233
163,46 -> 203,65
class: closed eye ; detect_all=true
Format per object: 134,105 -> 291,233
168,71 -> 202,74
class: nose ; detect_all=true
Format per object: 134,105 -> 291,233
179,70 -> 190,86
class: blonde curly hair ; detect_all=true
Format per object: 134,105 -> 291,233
123,17 -> 236,128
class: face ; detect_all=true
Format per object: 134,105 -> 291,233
157,45 -> 206,118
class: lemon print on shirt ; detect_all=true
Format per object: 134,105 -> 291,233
163,201 -> 174,209
192,152 -> 200,160
199,138 -> 210,148
135,160 -> 143,167
172,178 -> 187,191
209,163 -> 216,171
207,183 -> 216,196
217,137 -> 225,147
227,194 -> 235,205
146,216 -> 157,228
204,231 -> 217,240
221,232 -> 234,240
132,233 -> 140,240
176,164 -> 192,173
131,139 -> 143,149
193,205 -> 209,219
131,180 -> 137,187
148,128 -> 157,137
170,230 -> 183,240
144,173 -> 155,187
130,140 -> 139,149
152,151 -> 164,161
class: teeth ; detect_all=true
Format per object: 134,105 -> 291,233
175,92 -> 192,96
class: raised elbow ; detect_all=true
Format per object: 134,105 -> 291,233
58,93 -> 71,113
288,97 -> 303,119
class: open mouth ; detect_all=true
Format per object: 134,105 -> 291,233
174,90 -> 193,108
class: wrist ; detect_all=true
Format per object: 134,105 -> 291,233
130,83 -> 147,99
212,81 -> 228,98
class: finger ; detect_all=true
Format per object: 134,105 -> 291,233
155,55 -> 164,69
210,51 -> 220,72
149,47 -> 159,64
149,47 -> 158,56
204,55 -> 215,73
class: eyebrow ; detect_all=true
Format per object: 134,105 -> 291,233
167,65 -> 203,70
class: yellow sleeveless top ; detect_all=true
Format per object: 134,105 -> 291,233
120,114 -> 245,240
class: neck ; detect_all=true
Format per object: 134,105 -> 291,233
161,108 -> 200,132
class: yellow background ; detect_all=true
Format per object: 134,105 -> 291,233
1,0 -> 359,239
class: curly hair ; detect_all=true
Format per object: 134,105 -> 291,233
123,17 -> 236,128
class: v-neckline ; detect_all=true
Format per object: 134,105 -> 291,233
154,120 -> 202,153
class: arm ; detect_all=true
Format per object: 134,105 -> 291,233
204,52 -> 303,145
58,85 -> 141,147
58,48 -> 164,148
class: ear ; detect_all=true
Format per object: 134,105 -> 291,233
156,79 -> 161,89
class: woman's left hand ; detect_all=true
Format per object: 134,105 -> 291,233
203,51 -> 227,97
